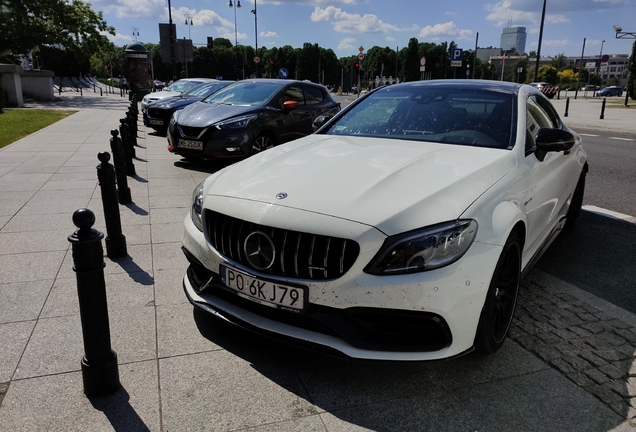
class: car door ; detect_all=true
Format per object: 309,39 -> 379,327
521,94 -> 573,258
273,84 -> 310,143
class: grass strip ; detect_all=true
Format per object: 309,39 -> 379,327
0,109 -> 77,149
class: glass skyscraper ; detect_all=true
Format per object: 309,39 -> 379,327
500,27 -> 527,54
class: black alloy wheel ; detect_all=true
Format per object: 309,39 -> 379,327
474,231 -> 521,354
251,134 -> 274,155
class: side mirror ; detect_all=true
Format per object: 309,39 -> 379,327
312,115 -> 332,131
534,128 -> 575,162
283,100 -> 298,111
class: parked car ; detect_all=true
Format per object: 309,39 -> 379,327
581,84 -> 599,92
141,78 -> 216,111
595,86 -> 623,97
153,80 -> 165,90
144,80 -> 233,135
181,80 -> 588,361
167,79 -> 341,160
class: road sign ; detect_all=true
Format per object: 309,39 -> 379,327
358,52 -> 365,61
602,54 -> 610,62
451,48 -> 463,67
278,67 -> 289,79
254,56 -> 261,64
420,56 -> 426,67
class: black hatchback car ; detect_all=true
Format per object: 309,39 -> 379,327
144,80 -> 234,135
167,79 -> 340,160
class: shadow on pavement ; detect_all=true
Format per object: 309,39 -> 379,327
89,386 -> 151,432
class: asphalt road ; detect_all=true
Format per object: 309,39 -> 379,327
536,126 -> 636,313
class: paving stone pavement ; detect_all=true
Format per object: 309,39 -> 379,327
512,271 -> 636,424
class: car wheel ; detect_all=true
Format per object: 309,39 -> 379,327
474,231 -> 521,355
251,134 -> 275,155
564,168 -> 586,231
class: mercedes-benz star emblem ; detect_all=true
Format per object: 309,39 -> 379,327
244,231 -> 276,270
276,192 -> 288,199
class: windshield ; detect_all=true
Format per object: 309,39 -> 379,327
203,82 -> 282,106
183,82 -> 231,97
165,80 -> 203,93
323,86 -> 515,149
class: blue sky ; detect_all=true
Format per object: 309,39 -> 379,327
92,0 -> 636,58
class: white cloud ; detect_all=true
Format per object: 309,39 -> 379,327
260,31 -> 279,38
310,6 -> 405,34
337,37 -> 356,50
485,1 -> 570,26
543,39 -> 569,48
418,22 -> 473,40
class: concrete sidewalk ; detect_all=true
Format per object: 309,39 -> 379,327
0,91 -> 636,431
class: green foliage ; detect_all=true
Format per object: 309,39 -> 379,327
629,40 -> 636,101
536,65 -> 558,84
0,0 -> 114,66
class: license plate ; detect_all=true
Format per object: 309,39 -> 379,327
220,265 -> 306,312
178,139 -> 203,150
149,119 -> 164,125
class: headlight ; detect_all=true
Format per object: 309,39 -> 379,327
364,220 -> 478,275
191,180 -> 205,231
214,114 -> 258,130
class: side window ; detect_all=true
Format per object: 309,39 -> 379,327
526,96 -> 554,153
304,85 -> 325,105
279,86 -> 305,107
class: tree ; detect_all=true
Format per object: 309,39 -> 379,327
551,54 -> 568,71
0,0 -> 114,65
557,69 -> 578,88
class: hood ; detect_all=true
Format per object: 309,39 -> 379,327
205,135 -> 517,235
153,95 -> 199,110
177,102 -> 264,127
145,91 -> 181,102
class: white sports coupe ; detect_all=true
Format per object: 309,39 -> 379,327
181,80 -> 588,361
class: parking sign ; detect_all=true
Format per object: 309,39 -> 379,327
451,48 -> 463,67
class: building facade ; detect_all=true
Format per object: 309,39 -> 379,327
500,27 -> 527,55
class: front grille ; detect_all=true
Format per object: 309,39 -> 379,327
147,108 -> 170,119
179,125 -> 207,139
204,210 -> 360,280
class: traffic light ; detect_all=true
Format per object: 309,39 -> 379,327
107,62 -> 111,71
354,62 -> 360,74
269,60 -> 274,67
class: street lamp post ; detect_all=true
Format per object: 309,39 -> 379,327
251,1 -> 258,77
598,40 -> 605,86
229,0 -> 242,80
613,25 -> 635,106
184,13 -> 193,40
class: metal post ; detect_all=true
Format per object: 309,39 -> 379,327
68,208 -> 120,396
96,152 -> 128,258
600,97 -> 606,119
109,129 -> 132,204
564,97 -> 570,117
119,119 -> 136,176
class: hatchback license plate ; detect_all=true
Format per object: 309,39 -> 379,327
178,139 -> 202,150
220,265 -> 306,312
149,119 -> 164,125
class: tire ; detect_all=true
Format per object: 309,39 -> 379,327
564,169 -> 586,231
474,231 -> 521,355
251,134 -> 275,155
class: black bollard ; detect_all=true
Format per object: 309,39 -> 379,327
80,87 -> 83,96
97,152 -> 128,258
100,87 -> 103,96
109,129 -> 132,204
119,118 -> 136,176
564,97 -> 570,117
600,97 -> 606,120
68,208 -> 121,396
127,110 -> 138,151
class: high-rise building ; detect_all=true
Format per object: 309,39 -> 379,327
500,27 -> 527,54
